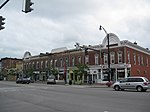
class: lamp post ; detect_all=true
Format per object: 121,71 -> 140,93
99,25 -> 111,82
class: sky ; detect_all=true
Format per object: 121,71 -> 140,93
0,0 -> 150,59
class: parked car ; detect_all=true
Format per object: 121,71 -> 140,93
47,76 -> 56,84
16,77 -> 30,84
112,76 -> 150,92
0,75 -> 4,81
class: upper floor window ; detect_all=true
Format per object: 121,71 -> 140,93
104,54 -> 108,64
50,60 -> 53,66
72,57 -> 75,66
60,58 -> 63,67
146,57 -> 149,67
45,60 -> 48,68
141,56 -> 144,66
95,54 -> 99,65
110,52 -> 115,64
54,59 -> 57,67
78,56 -> 81,64
41,61 -> 43,69
36,61 -> 39,69
118,51 -> 122,63
138,55 -> 140,65
127,51 -> 130,64
133,53 -> 136,65
32,62 -> 35,69
65,57 -> 68,66
29,62 -> 31,68
85,55 -> 89,64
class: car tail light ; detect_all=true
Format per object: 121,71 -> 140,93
143,82 -> 148,85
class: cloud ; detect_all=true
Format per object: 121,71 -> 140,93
0,0 -> 150,59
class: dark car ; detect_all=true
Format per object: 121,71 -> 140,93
16,77 -> 30,84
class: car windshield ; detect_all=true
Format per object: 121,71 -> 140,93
48,76 -> 55,79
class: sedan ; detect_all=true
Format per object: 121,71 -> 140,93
16,77 -> 30,84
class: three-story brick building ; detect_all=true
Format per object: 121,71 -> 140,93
23,33 -> 150,83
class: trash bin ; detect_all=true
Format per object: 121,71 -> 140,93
69,80 -> 72,85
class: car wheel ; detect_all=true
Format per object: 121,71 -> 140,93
114,85 -> 120,91
136,86 -> 143,92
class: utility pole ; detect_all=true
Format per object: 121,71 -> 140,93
99,25 -> 111,82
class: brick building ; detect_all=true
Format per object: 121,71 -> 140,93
23,33 -> 150,83
0,57 -> 23,80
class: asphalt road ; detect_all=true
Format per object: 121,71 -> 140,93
0,81 -> 150,112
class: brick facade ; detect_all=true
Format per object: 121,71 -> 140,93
23,33 -> 150,83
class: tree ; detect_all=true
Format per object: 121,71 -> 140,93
7,68 -> 18,80
49,66 -> 59,78
73,64 -> 89,84
26,68 -> 34,78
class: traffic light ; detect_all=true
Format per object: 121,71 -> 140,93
22,0 -> 34,13
0,16 -> 5,30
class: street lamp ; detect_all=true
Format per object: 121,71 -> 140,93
99,25 -> 111,82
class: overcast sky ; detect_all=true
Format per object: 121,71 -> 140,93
0,0 -> 150,59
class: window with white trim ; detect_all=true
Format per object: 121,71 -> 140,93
146,57 -> 149,67
138,55 -> 140,65
104,54 -> 108,64
45,60 -> 48,68
54,59 -> 57,67
110,52 -> 115,64
127,51 -> 130,64
78,56 -> 81,64
72,57 -> 75,66
134,53 -> 136,65
60,58 -> 63,67
32,62 -> 35,69
66,57 -> 68,66
41,61 -> 43,69
36,61 -> 39,69
95,54 -> 99,65
141,56 -> 144,65
118,51 -> 122,63
85,55 -> 89,64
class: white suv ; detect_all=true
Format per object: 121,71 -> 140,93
112,77 -> 150,92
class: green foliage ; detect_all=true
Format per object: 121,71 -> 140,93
49,66 -> 59,76
73,64 -> 89,84
26,68 -> 34,77
8,68 -> 17,76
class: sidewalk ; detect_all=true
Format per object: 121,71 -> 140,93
34,81 -> 109,88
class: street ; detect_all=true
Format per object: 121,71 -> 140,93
0,81 -> 150,112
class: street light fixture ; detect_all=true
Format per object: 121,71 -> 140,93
99,25 -> 111,82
